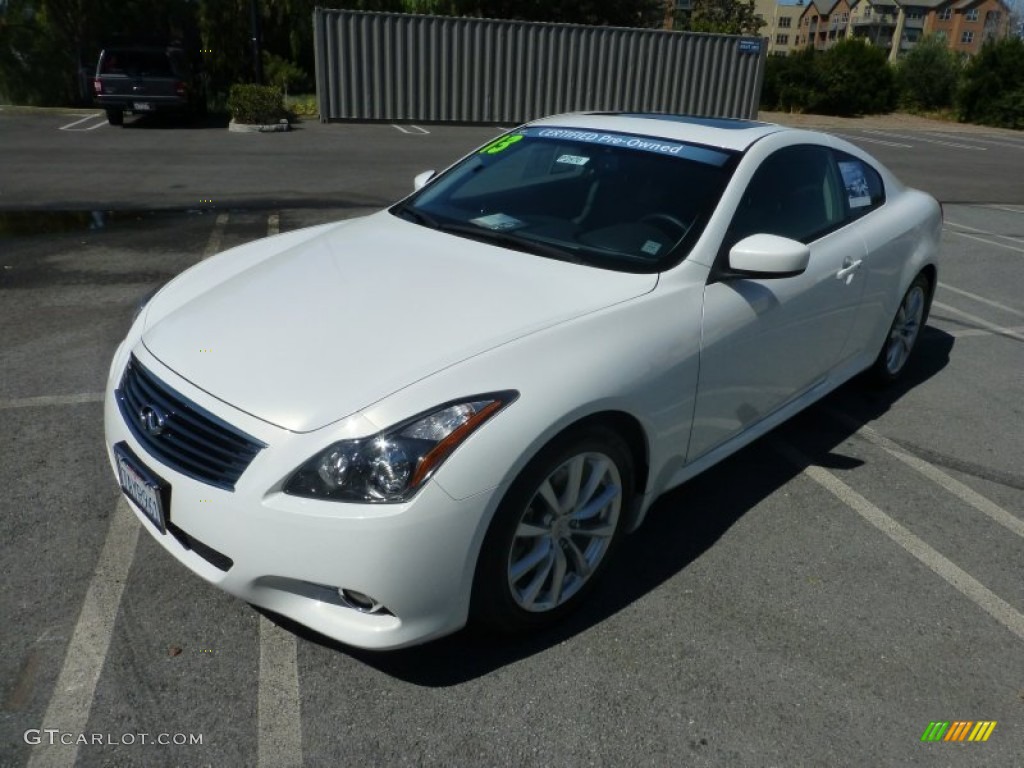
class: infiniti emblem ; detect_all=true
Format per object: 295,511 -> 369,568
138,405 -> 168,436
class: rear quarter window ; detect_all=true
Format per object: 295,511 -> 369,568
833,150 -> 885,220
100,50 -> 175,77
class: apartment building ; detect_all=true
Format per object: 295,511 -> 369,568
757,0 -> 1011,55
754,0 -> 809,54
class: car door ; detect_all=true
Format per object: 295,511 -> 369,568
687,143 -> 868,461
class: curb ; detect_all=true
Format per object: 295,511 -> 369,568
229,119 -> 290,133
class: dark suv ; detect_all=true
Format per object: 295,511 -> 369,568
93,46 -> 206,126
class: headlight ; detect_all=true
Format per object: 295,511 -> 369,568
283,392 -> 518,503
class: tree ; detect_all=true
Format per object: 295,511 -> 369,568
896,34 -> 961,112
678,0 -> 765,35
957,36 -> 1024,128
811,38 -> 896,116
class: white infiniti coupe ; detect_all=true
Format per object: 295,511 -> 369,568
104,113 -> 941,649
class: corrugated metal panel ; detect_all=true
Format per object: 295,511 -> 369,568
314,10 -> 765,123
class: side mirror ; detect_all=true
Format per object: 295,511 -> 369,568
726,234 -> 810,279
413,170 -> 436,191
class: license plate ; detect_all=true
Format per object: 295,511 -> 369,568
114,443 -> 169,533
133,102 -> 153,112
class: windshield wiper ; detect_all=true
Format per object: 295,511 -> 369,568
435,223 -> 586,264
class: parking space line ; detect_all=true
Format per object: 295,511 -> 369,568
202,212 -> 229,260
863,130 -> 987,151
980,204 -> 1024,216
27,501 -> 141,768
58,114 -> 102,131
932,300 -> 1024,342
939,283 -> 1024,318
775,441 -> 1024,643
949,324 -> 1024,339
0,392 -> 104,410
945,228 -> 1024,256
927,133 -> 1024,150
391,124 -> 430,135
946,219 -> 1024,244
821,409 -> 1024,540
257,617 -> 303,768
833,133 -> 912,148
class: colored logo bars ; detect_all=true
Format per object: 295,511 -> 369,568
921,721 -> 997,742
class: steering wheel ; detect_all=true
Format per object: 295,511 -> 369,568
640,213 -> 690,240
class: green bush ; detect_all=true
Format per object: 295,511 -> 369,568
761,48 -> 822,112
285,94 -> 319,118
957,37 -> 1024,129
760,40 -> 895,116
263,52 -> 309,97
227,84 -> 287,125
897,35 -> 962,112
811,38 -> 896,116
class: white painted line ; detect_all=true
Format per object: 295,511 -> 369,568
946,228 -> 1024,255
391,123 -> 429,135
85,119 -> 107,131
833,132 -> 912,148
775,442 -> 1024,643
28,500 -> 141,768
202,212 -> 229,260
0,392 -> 104,410
938,282 -> 1024,318
58,113 -> 102,131
927,133 -> 1024,150
820,409 -> 1024,540
258,616 -> 303,768
945,218 -> 1024,244
980,204 -> 1024,215
863,130 -> 987,151
949,324 -> 1024,339
932,300 -> 1024,342
267,213 -> 280,236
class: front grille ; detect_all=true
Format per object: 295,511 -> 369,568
116,356 -> 266,491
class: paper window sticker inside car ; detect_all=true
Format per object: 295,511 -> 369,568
838,161 -> 872,208
471,213 -> 526,231
556,154 -> 590,166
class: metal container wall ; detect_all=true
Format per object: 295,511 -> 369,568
314,10 -> 765,123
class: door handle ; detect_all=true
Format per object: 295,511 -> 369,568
836,257 -> 863,279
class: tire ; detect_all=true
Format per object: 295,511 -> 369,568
471,425 -> 634,634
106,108 -> 123,126
868,272 -> 931,384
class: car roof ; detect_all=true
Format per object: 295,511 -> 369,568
526,112 -> 788,152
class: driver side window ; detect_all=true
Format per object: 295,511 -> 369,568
729,145 -> 846,246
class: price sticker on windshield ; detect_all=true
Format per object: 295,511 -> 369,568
479,134 -> 524,154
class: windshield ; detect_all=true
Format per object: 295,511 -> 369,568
392,126 -> 738,273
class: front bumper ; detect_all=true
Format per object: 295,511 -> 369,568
103,348 -> 494,650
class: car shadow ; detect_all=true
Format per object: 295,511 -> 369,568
118,113 -> 231,130
261,325 -> 954,685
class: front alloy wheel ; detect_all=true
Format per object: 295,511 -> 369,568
473,425 -> 634,634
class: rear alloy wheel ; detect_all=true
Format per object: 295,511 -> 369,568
472,426 -> 633,633
106,108 -> 124,127
870,272 -> 931,383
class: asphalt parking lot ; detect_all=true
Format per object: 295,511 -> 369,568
1,110 -> 1022,768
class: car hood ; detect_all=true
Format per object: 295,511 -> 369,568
142,212 -> 657,432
